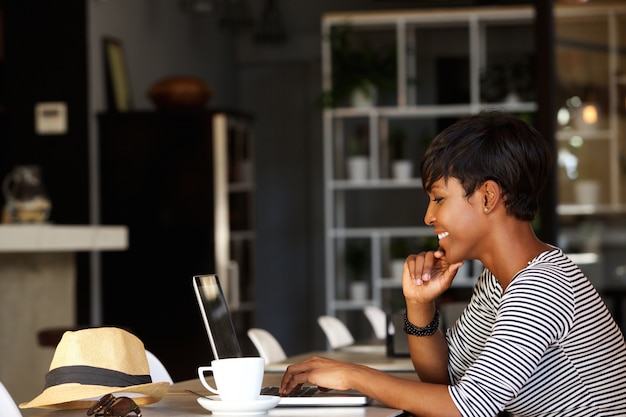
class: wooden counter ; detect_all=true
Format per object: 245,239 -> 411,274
0,224 -> 127,252
0,224 -> 127,410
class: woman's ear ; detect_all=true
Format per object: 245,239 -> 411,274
481,180 -> 501,213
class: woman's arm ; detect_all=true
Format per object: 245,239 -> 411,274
402,250 -> 461,384
280,356 -> 461,417
405,302 -> 451,384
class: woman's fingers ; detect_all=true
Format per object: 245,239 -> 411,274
280,356 -> 323,394
405,250 -> 442,285
279,356 -> 357,394
403,250 -> 465,303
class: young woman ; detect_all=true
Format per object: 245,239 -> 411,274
280,112 -> 626,416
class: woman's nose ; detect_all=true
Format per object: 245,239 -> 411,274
424,204 -> 434,226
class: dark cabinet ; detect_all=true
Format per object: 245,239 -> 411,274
98,110 -> 255,381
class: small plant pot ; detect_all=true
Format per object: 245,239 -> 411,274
392,160 -> 413,181
389,259 -> 405,281
574,180 -> 600,205
350,83 -> 378,108
347,156 -> 369,181
350,281 -> 368,301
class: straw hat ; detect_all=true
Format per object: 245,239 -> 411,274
20,327 -> 170,409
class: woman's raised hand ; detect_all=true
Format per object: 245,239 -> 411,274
402,249 -> 464,304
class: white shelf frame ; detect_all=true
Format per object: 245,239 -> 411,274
213,113 -> 256,313
322,7 -> 537,315
322,4 -> 626,320
552,5 -> 626,208
322,6 -> 539,319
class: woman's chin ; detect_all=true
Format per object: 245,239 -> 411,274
441,250 -> 464,266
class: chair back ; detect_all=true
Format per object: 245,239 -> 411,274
317,315 -> 355,349
146,350 -> 174,384
0,381 -> 22,417
363,305 -> 388,340
247,328 -> 287,364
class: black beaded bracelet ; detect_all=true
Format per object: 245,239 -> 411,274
403,310 -> 440,337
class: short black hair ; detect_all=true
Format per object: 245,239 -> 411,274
420,112 -> 553,221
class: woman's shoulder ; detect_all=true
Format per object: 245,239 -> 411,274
504,248 -> 584,314
522,247 -> 583,285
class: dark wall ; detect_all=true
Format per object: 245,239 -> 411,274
1,0 -> 89,224
0,0 -> 91,324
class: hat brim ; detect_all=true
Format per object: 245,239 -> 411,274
19,381 -> 170,409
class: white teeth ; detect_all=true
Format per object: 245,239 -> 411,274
437,232 -> 449,240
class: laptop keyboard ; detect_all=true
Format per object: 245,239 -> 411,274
261,386 -> 321,397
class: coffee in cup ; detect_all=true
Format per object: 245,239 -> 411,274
198,357 -> 265,402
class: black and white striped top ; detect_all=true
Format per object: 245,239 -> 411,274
447,248 -> 626,416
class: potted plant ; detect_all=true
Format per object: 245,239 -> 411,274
480,54 -> 535,104
389,127 -> 413,181
388,237 -> 439,281
319,25 -> 396,108
346,125 -> 369,181
573,164 -> 600,206
388,237 -> 409,281
561,145 -> 601,206
345,240 -> 369,300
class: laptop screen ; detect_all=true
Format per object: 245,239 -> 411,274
192,274 -> 243,360
192,274 -> 371,407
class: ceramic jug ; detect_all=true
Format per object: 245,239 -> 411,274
2,165 -> 52,223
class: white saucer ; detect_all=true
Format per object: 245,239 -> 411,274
197,395 -> 280,415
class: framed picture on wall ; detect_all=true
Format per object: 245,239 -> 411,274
103,37 -> 132,112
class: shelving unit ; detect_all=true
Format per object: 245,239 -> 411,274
552,4 -> 626,312
213,112 -> 256,316
322,4 -> 626,332
321,6 -> 537,328
552,4 -> 626,210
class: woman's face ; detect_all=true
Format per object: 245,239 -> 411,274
423,177 -> 484,264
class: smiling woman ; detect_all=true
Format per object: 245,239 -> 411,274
281,112 -> 626,417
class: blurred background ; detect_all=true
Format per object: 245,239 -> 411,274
0,0 -> 625,409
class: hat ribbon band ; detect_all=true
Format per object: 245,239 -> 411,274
44,365 -> 152,389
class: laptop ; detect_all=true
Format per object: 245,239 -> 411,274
192,274 -> 370,406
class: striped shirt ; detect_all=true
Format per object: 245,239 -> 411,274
447,248 -> 626,416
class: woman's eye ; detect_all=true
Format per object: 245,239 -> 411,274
432,197 -> 444,204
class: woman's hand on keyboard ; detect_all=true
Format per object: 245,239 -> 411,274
279,356 -> 368,395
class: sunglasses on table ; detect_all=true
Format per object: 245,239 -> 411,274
87,394 -> 141,417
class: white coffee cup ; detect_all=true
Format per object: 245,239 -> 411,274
198,357 -> 265,402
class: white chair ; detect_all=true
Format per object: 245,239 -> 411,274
0,381 -> 22,417
317,315 -> 355,349
363,305 -> 388,340
146,349 -> 174,384
247,328 -> 288,364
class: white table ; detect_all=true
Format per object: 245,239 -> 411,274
26,376 -> 412,417
264,347 -> 415,373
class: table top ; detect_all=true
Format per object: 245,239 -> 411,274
26,374 -> 412,417
264,347 -> 415,373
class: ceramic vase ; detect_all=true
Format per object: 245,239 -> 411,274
350,281 -> 368,301
574,180 -> 600,205
392,160 -> 413,181
347,156 -> 369,181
